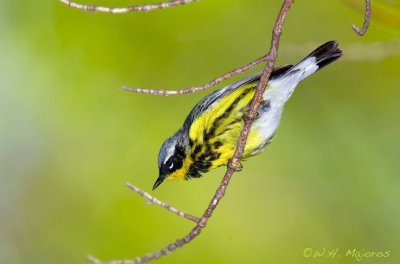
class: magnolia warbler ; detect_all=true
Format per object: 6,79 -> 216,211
153,41 -> 342,190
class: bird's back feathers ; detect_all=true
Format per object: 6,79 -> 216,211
184,41 -> 342,129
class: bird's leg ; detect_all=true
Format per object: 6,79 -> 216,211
234,162 -> 243,172
243,108 -> 260,122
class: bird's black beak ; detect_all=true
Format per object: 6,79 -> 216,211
152,175 -> 165,190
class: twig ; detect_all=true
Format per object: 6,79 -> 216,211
123,0 -> 371,95
87,255 -> 102,264
122,54 -> 268,96
352,0 -> 371,36
58,0 -> 198,13
126,182 -> 200,223
87,0 -> 294,263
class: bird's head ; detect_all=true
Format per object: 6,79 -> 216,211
154,130 -> 191,190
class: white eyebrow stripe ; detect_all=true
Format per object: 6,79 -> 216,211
163,144 -> 176,164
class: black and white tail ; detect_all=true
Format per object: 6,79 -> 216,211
267,41 -> 343,103
293,40 -> 343,81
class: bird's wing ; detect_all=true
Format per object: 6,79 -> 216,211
182,73 -> 259,130
182,65 -> 292,131
182,65 -> 293,145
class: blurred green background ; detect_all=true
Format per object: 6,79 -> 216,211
1,0 -> 399,263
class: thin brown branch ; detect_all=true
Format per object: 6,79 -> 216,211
87,0 -> 294,263
122,54 -> 268,96
352,0 -> 371,36
58,0 -> 198,13
126,182 -> 200,223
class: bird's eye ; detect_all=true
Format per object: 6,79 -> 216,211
165,159 -> 174,171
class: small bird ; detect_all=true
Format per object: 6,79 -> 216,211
153,41 -> 342,190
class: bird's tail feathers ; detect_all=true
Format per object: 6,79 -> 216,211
290,41 -> 343,81
265,41 -> 342,104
